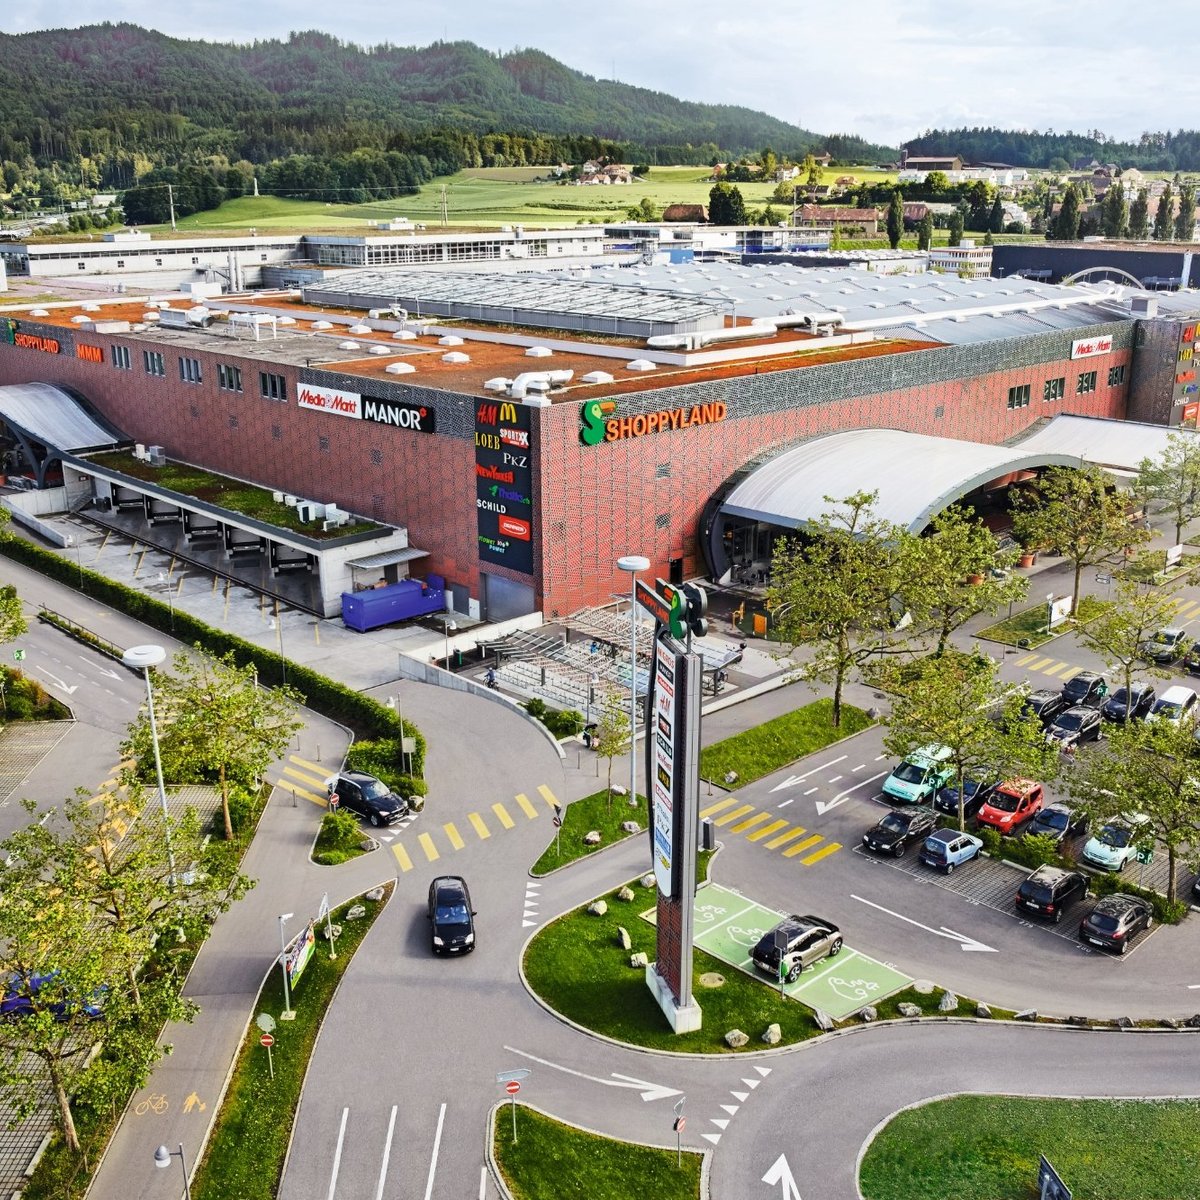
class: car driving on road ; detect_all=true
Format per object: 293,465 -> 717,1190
751,915 -> 842,984
1079,893 -> 1153,954
919,828 -> 983,873
862,808 -> 937,858
324,771 -> 409,827
426,875 -> 476,955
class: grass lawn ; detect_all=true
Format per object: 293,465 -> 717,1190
190,886 -> 392,1200
859,1095 -> 1200,1200
530,787 -> 646,876
311,812 -> 368,866
494,1105 -> 701,1200
698,698 -> 873,786
977,594 -> 1110,648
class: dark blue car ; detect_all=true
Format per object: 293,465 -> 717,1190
1,971 -> 106,1021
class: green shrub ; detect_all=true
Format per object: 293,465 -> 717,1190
525,697 -> 548,720
345,738 -> 428,796
225,785 -> 254,835
314,811 -> 362,858
1090,871 -> 1188,924
523,699 -> 583,739
978,826 -> 1002,857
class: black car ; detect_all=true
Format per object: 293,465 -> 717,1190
1016,865 -> 1089,924
1061,671 -> 1109,710
325,771 -> 409,827
1102,683 -> 1157,723
750,915 -> 842,983
1141,627 -> 1189,665
1046,705 -> 1103,751
427,875 -> 476,954
861,808 -> 937,857
1182,641 -> 1200,676
934,776 -> 999,820
1025,802 -> 1088,845
1079,893 -> 1153,954
1021,688 -> 1069,729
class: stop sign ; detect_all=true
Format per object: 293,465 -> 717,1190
260,1033 -> 275,1048
505,1080 -> 521,1095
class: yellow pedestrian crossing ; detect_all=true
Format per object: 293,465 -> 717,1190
745,818 -> 789,842
701,807 -> 844,868
728,811 -> 773,834
700,797 -> 739,819
782,834 -> 825,858
537,784 -> 559,810
765,827 -> 808,850
713,803 -> 755,827
417,832 -> 439,862
468,812 -> 491,839
515,793 -> 538,819
392,843 -> 413,872
492,802 -> 515,829
799,842 -> 842,866
443,822 -> 465,851
1041,661 -> 1075,677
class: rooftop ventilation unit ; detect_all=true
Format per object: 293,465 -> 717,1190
311,320 -> 333,330
626,359 -> 657,372
483,377 -> 511,392
339,341 -> 361,350
392,330 -> 417,341
442,351 -> 470,364
295,500 -> 324,524
370,345 -> 390,355
147,445 -> 166,466
508,369 -> 573,397
133,444 -> 147,460
29,308 -> 49,317
349,324 -> 372,334
525,346 -> 552,358
580,371 -> 615,385
70,314 -> 91,324
385,362 -> 416,375
438,335 -> 464,347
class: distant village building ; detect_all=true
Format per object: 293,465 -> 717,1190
928,240 -> 993,279
900,152 -> 964,173
662,203 -> 709,223
798,205 -> 880,236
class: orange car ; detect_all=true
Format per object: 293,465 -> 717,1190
976,778 -> 1044,836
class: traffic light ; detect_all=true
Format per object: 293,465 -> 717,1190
680,583 -> 708,639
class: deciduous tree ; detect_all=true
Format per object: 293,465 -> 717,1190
1011,466 -> 1148,615
593,685 -> 632,810
1137,430 -> 1200,544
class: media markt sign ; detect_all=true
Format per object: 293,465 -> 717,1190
475,399 -> 534,575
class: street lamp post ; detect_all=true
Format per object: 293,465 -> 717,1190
616,555 -> 650,806
153,1142 -> 191,1200
121,645 -> 177,886
279,912 -> 296,1021
269,602 -> 287,687
443,616 -> 457,669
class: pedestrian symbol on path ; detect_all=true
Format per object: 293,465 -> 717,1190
183,1092 -> 206,1114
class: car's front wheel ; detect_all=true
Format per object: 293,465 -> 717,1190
828,938 -> 843,957
786,962 -> 801,984
893,843 -> 906,858
370,812 -> 382,827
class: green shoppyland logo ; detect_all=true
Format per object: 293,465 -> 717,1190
1,319 -> 15,346
580,398 -> 617,446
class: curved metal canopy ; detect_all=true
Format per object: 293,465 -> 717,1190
0,382 -> 124,453
720,428 -> 1079,533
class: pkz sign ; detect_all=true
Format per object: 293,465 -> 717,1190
475,400 -> 534,575
296,383 -> 435,432
1070,334 -> 1113,360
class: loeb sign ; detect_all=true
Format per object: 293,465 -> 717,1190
1071,335 -> 1113,360
296,383 -> 435,432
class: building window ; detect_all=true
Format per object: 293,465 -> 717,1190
655,462 -> 671,479
191,257 -> 199,265
116,260 -> 124,269
370,448 -> 383,466
190,405 -> 200,419
1108,364 -> 1127,386
77,262 -> 85,270
259,371 -> 287,401
155,258 -> 163,267
144,350 -> 165,377
1043,376 -> 1065,402
218,363 -> 243,392
318,436 -> 330,453
179,356 -> 202,384
111,344 -> 132,370
655,513 -> 671,529
1077,370 -> 1098,395
1006,383 -> 1031,410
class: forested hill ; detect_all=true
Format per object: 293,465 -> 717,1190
904,127 -> 1200,173
0,23 -> 892,184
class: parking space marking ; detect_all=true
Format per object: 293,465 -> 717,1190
515,793 -> 538,819
492,802 -> 515,829
713,804 -> 755,827
468,812 -> 490,839
746,819 -> 789,842
729,811 -> 772,834
443,822 -> 465,851
764,827 -> 807,849
392,843 -> 413,871
782,834 -> 824,858
799,842 -> 842,865
701,797 -> 739,818
417,833 -> 439,862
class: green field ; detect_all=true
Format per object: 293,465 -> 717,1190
860,1095 -> 1200,1200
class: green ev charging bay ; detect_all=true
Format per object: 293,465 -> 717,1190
642,882 -> 912,1020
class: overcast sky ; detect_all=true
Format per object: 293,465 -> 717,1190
4,1 -> 1196,147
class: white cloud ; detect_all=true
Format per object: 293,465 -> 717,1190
3,0 -> 1198,145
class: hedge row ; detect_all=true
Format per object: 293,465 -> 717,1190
0,534 -> 425,779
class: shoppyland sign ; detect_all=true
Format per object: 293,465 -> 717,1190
1070,335 -> 1113,360
296,383 -> 435,432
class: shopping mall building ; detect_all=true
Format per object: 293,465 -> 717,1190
0,260 -> 1197,621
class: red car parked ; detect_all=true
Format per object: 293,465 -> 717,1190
976,778 -> 1044,836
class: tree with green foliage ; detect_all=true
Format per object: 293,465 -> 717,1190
988,194 -> 1004,234
123,649 -> 303,840
1100,183 -> 1128,238
0,582 -> 26,650
1129,187 -> 1151,239
917,210 -> 934,250
1073,576 -> 1180,725
947,210 -> 964,246
707,182 -> 746,226
1011,466 -> 1149,615
759,148 -> 777,180
1051,183 -> 1081,240
592,685 -> 632,811
881,654 -> 1056,832
769,492 -> 927,728
803,153 -> 821,191
1153,183 -> 1175,240
1137,430 -> 1200,544
924,170 -> 949,193
917,506 -> 1027,655
886,190 -> 903,248
624,196 -> 660,222
1070,715 -> 1200,905
1175,180 -> 1197,241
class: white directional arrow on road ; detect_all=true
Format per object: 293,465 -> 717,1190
37,668 -> 77,696
851,895 -> 998,952
770,774 -> 807,794
92,664 -> 120,680
503,1046 -> 682,1102
813,771 -> 885,815
762,1153 -> 802,1199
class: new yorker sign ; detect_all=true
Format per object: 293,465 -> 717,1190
296,383 -> 435,432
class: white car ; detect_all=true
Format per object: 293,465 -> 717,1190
1147,685 -> 1199,726
1081,814 -> 1151,872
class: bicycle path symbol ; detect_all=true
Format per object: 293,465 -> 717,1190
134,1093 -> 168,1116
